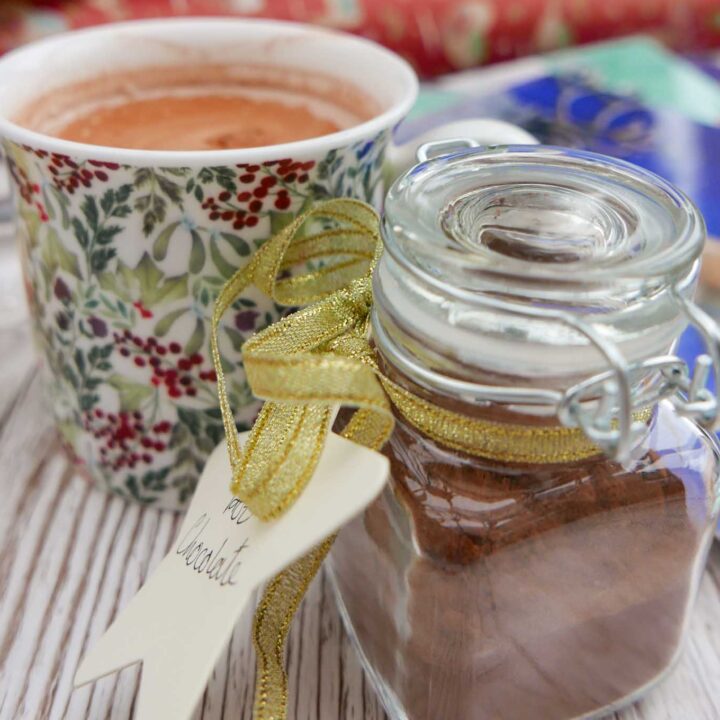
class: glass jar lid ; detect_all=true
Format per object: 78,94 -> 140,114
383,145 -> 703,298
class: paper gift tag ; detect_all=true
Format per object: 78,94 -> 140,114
74,431 -> 389,720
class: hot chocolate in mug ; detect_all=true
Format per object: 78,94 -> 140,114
0,18 -> 532,508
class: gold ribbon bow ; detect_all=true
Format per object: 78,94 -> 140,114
210,199 -> 394,720
210,199 -> 614,720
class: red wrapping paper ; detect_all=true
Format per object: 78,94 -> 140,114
3,0 -> 720,77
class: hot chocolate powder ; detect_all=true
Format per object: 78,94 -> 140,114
329,400 -> 714,720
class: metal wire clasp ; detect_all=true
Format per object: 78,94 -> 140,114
557,285 -> 720,461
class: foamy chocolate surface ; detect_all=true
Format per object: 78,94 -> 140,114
16,64 -> 375,151
56,94 -> 343,150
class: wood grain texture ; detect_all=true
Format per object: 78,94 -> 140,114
0,326 -> 719,719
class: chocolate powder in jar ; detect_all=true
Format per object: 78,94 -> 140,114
330,389 -> 713,720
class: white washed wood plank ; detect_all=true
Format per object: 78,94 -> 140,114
45,489 -> 120,720
19,474 -> 98,720
0,373 -> 56,545
61,501 -> 139,719
0,450 -> 66,660
0,458 -> 79,719
0,323 -> 34,424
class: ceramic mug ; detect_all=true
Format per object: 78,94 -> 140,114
0,19 -> 532,509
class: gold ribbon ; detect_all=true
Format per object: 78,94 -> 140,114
211,199 -> 394,719
210,199 -> 617,720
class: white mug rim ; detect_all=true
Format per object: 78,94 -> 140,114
0,17 -> 418,167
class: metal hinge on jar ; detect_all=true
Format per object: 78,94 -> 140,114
547,280 -> 719,461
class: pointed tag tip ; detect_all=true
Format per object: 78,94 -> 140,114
73,651 -> 143,688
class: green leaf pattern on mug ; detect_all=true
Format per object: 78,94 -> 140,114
4,130 -> 389,507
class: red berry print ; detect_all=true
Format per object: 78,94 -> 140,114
133,301 -> 153,319
82,409 -> 170,473
275,193 -> 291,210
33,151 -> 120,194
7,159 -> 49,221
201,159 -> 316,227
114,331 -> 219,402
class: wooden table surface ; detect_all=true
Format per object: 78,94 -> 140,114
1,309 -> 720,720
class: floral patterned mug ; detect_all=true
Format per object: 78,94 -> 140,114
0,18 -> 418,508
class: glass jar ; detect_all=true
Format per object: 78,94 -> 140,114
327,146 -> 720,720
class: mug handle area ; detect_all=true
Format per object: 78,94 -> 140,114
386,119 -> 539,181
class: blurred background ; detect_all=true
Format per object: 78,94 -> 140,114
2,0 -> 720,76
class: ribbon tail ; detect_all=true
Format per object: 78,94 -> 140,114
253,537 -> 335,720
